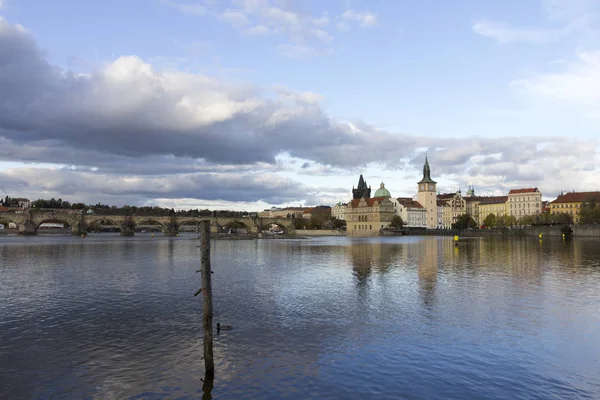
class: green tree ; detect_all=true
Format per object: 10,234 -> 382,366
579,197 -> 600,224
518,215 -> 534,226
483,213 -> 497,228
452,213 -> 477,230
390,215 -> 404,228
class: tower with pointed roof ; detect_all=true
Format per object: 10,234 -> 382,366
352,174 -> 371,199
417,155 -> 437,228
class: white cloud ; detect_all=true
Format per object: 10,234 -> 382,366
162,0 -> 207,15
472,20 -> 567,44
277,43 -> 317,59
510,51 -> 600,110
243,24 -> 270,36
473,0 -> 600,44
219,8 -> 250,27
341,10 -> 378,28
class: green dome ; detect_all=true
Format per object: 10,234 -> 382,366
374,182 -> 391,197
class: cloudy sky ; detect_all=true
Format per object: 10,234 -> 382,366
0,0 -> 598,210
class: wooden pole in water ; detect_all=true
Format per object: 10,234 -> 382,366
200,220 -> 214,376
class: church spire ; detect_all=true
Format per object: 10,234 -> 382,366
418,154 -> 436,184
353,174 -> 371,199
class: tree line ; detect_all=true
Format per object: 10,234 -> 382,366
2,196 -> 257,218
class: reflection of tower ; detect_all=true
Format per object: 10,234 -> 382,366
417,155 -> 437,229
418,238 -> 439,309
349,243 -> 373,284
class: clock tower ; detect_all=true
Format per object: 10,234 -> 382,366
417,155 -> 437,229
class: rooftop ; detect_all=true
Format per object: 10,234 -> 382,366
396,198 -> 424,208
350,197 -> 390,208
551,191 -> 600,204
508,188 -> 539,194
478,196 -> 508,205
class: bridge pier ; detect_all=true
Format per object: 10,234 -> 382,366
163,222 -> 179,236
72,221 -> 88,236
18,220 -> 37,235
120,219 -> 136,237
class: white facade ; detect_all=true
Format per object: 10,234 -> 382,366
507,188 -> 542,218
331,203 -> 347,220
436,204 -> 444,228
396,198 -> 427,228
407,206 -> 427,228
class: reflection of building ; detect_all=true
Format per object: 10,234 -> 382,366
348,241 -> 397,282
549,191 -> 600,224
417,238 -> 440,309
417,156 -> 437,228
507,188 -> 542,218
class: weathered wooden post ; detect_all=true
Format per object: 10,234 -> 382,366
199,220 -> 214,376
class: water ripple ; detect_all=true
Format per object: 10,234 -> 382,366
1,235 -> 599,399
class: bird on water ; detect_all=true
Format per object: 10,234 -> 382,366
217,323 -> 233,331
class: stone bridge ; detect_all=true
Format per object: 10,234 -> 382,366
0,210 -> 296,236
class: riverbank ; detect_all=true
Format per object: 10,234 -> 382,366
411,225 -> 600,238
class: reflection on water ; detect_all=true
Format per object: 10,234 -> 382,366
1,234 -> 600,399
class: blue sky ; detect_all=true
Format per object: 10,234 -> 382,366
0,0 -> 598,209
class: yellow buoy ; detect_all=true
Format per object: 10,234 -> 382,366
454,235 -> 459,242
151,233 -> 154,237
81,234 -> 85,238
538,233 -> 542,239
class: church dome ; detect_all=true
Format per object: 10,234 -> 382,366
374,182 -> 391,198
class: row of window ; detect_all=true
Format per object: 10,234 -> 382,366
552,203 -> 580,208
509,196 -> 541,202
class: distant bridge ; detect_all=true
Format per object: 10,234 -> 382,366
0,209 -> 295,236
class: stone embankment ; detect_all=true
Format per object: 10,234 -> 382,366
296,229 -> 346,236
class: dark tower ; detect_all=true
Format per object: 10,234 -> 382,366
352,174 -> 371,199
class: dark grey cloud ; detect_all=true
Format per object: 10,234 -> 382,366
0,167 -> 346,206
0,17 -> 414,168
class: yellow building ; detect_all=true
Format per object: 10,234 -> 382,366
346,196 -> 396,236
550,191 -> 600,224
478,196 -> 508,226
438,191 -> 466,228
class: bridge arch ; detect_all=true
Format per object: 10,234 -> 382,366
0,215 -> 21,230
135,219 -> 167,232
177,219 -> 204,232
35,218 -> 73,231
87,218 -> 123,233
262,221 -> 290,234
219,219 -> 252,234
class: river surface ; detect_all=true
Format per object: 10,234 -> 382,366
1,234 -> 599,399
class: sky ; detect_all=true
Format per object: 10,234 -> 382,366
0,0 -> 599,211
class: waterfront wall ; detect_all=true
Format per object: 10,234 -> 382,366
405,226 -> 600,238
298,229 -> 346,236
521,225 -> 600,238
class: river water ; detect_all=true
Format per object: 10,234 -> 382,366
1,234 -> 599,399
